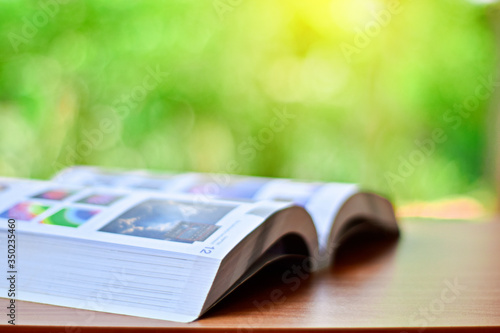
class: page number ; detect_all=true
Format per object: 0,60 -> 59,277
200,246 -> 215,254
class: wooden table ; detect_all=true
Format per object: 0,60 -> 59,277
2,218 -> 500,332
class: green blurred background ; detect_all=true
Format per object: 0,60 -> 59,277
0,0 -> 498,210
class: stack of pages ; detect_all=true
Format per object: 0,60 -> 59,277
0,167 -> 399,322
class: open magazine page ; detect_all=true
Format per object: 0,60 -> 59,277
53,166 -> 359,250
0,177 -> 291,258
0,177 -> 291,322
252,180 -> 358,250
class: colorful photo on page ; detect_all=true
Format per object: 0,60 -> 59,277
77,194 -> 124,206
99,199 -> 235,243
41,208 -> 100,228
32,189 -> 77,201
186,175 -> 269,200
0,202 -> 50,221
159,222 -> 220,243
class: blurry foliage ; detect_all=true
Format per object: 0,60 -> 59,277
0,0 -> 497,205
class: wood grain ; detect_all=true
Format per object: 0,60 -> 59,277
1,218 -> 500,332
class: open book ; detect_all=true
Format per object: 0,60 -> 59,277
0,167 -> 399,322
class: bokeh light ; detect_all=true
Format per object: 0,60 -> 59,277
0,0 -> 498,209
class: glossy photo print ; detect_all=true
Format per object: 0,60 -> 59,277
99,199 -> 235,243
41,207 -> 101,228
32,189 -> 77,201
0,202 -> 50,222
76,193 -> 125,206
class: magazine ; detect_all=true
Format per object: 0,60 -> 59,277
0,168 -> 398,322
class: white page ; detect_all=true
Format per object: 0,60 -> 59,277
253,180 -> 358,249
52,167 -> 359,249
0,177 -> 290,259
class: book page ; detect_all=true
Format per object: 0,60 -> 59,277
52,167 -> 359,250
0,177 -> 290,260
253,180 -> 358,250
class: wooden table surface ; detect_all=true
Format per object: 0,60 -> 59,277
2,218 -> 500,332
